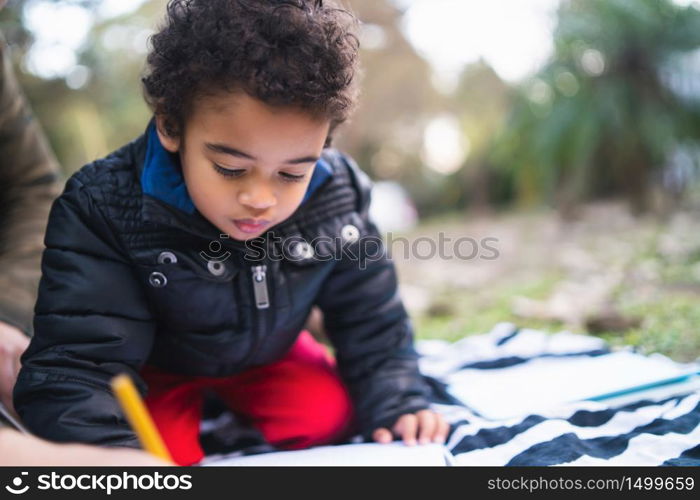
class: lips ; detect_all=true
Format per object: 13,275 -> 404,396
232,218 -> 271,234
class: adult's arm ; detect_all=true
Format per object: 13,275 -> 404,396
0,32 -> 62,336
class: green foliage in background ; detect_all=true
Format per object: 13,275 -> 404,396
493,0 -> 700,213
0,0 -> 165,173
4,0 -> 700,216
0,0 -> 444,182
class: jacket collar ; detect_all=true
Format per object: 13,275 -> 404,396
141,122 -> 196,214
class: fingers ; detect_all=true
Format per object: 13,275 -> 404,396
372,427 -> 393,444
373,411 -> 451,447
416,409 -> 436,445
393,413 -> 418,446
434,413 -> 450,444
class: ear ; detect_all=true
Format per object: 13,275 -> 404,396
155,115 -> 181,153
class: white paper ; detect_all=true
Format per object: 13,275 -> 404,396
201,442 -> 452,466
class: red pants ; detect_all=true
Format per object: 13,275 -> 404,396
141,331 -> 355,465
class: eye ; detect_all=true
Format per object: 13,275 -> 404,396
279,172 -> 307,183
213,164 -> 245,178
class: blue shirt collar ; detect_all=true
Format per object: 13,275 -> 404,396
141,122 -> 333,214
142,122 -> 196,214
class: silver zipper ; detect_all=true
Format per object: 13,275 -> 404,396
251,265 -> 269,309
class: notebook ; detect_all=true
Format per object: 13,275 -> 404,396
200,442 -> 454,466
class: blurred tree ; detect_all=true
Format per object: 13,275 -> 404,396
0,0 -> 164,173
2,0 -> 445,199
336,0 -> 445,187
452,60 -> 512,211
493,0 -> 700,214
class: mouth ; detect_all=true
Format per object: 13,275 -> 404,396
232,218 -> 271,234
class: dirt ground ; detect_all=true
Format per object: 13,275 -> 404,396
391,201 -> 700,363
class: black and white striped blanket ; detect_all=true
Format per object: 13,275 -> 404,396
201,324 -> 700,466
420,323 -> 700,466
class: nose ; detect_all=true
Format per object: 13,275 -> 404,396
238,179 -> 276,211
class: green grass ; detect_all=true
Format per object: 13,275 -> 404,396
415,284 -> 700,362
599,292 -> 700,363
412,207 -> 700,362
413,272 -> 567,343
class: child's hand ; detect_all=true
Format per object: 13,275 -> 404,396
372,409 -> 449,446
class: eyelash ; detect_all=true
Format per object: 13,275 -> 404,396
212,164 -> 307,183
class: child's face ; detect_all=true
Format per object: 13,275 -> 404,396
157,91 -> 330,241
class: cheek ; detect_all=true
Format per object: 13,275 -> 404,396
182,156 -> 231,213
281,183 -> 310,210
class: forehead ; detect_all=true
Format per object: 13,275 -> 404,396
187,91 -> 330,148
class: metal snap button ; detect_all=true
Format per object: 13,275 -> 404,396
149,271 -> 167,288
207,260 -> 226,277
291,241 -> 314,260
341,224 -> 360,243
157,251 -> 178,265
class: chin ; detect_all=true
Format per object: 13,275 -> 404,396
231,232 -> 262,242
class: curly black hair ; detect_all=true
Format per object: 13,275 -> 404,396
142,0 -> 360,141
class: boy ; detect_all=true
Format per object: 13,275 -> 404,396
14,0 -> 448,465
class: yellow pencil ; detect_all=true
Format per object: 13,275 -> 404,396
110,373 -> 174,464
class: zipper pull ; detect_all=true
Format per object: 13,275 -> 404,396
251,265 -> 269,309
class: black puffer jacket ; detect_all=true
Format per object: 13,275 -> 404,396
13,125 -> 432,448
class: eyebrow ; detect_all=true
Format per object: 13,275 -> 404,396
205,142 -> 319,165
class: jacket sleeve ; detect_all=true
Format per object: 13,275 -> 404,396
0,32 -> 62,335
316,155 -> 432,438
13,173 -> 155,447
